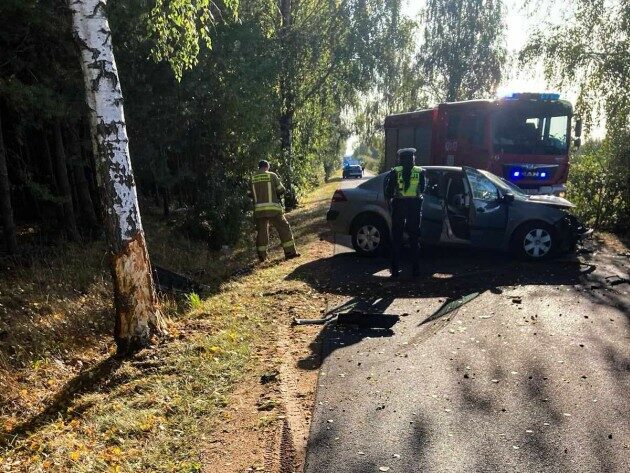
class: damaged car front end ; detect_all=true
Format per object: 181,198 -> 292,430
554,213 -> 593,252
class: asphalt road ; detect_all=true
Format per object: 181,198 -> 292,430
293,174 -> 630,473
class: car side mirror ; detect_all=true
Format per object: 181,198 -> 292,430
502,192 -> 515,203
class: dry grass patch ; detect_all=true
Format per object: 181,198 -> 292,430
0,178 -> 339,472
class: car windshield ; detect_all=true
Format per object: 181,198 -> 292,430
493,103 -> 570,155
480,170 -> 528,197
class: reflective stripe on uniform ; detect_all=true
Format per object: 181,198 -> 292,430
255,202 -> 282,210
257,246 -> 267,251
281,240 -> 295,248
252,174 -> 271,183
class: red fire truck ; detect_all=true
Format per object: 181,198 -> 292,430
384,93 -> 582,194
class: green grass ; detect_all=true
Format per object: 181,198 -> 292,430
0,178 -> 339,472
1,281 -> 273,472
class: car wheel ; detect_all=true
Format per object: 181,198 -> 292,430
351,216 -> 388,256
513,222 -> 556,260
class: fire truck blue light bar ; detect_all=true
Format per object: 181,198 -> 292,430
504,92 -> 560,101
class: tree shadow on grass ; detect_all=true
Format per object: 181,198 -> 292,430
0,354 -> 124,449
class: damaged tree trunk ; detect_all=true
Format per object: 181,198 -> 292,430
69,0 -> 166,355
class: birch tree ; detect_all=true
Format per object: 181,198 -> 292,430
68,0 -> 166,355
419,0 -> 507,102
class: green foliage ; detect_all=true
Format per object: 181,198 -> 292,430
354,0 -> 507,169
521,0 -> 629,132
349,2 -> 424,169
521,0 -> 629,234
186,291 -> 202,310
352,142 -> 380,172
147,0 -> 240,80
566,134 -> 630,231
420,0 -> 507,102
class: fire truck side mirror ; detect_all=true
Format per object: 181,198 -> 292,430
575,117 -> 583,138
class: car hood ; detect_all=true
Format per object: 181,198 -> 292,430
523,194 -> 574,209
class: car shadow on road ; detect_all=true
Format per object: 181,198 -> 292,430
288,246 -> 600,369
296,296 -> 397,371
294,244 -> 630,472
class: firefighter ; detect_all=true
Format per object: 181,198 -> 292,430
384,148 -> 426,278
250,160 -> 299,262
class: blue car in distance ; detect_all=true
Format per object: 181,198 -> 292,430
343,159 -> 364,179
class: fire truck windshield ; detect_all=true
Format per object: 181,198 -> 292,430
493,103 -> 570,155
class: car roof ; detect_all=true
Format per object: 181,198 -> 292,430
371,166 -> 463,179
381,166 -> 462,173
422,166 -> 462,172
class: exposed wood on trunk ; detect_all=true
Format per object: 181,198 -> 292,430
0,109 -> 17,254
69,0 -> 166,355
53,120 -> 81,242
111,232 -> 163,353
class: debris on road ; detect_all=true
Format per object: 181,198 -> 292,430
605,275 -> 629,286
420,292 -> 481,325
293,309 -> 399,328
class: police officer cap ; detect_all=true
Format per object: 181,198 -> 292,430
397,148 -> 416,159
259,160 -> 270,169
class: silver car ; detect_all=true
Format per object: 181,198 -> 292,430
326,166 -> 591,260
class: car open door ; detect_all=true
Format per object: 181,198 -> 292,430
420,170 -> 444,243
462,167 -> 509,249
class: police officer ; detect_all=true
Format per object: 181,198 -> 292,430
250,160 -> 299,262
384,148 -> 425,278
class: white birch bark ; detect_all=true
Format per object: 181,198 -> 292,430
68,0 -> 166,354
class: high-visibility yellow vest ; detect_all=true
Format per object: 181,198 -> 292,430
394,165 -> 423,197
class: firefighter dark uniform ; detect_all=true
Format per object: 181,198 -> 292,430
385,148 -> 425,277
251,168 -> 297,261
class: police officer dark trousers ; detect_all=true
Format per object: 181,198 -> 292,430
385,148 -> 425,278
